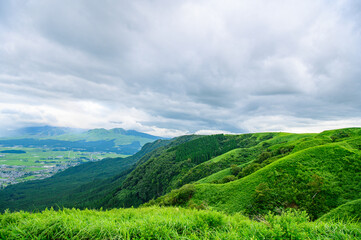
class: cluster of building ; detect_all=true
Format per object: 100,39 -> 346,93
0,161 -> 82,188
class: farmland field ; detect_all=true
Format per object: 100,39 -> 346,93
0,146 -> 127,188
0,126 -> 163,188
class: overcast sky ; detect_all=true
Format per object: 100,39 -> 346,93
1,0 -> 361,137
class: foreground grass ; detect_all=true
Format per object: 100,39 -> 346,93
1,207 -> 360,239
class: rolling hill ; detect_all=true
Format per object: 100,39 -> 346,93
148,128 -> 361,220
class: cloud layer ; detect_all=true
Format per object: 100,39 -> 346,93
1,0 -> 361,136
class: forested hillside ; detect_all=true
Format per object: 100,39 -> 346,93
108,133 -> 278,208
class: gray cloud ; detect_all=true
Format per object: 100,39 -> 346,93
0,0 -> 361,136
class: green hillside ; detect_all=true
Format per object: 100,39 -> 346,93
109,133 -> 275,208
112,131 -> 319,209
149,128 -> 361,220
190,143 -> 360,219
1,207 -> 360,239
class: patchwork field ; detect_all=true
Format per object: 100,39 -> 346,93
0,126 -> 162,188
0,147 -> 127,188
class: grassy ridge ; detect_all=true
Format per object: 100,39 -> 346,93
1,207 -> 360,239
190,143 -> 361,218
111,134 -> 267,208
177,147 -> 259,187
152,128 -> 361,220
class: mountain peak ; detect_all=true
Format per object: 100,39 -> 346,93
87,128 -> 164,140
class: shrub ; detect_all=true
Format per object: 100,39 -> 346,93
220,175 -> 237,183
175,184 -> 196,204
155,184 -> 196,206
255,152 -> 272,164
264,209 -> 310,239
331,131 -> 350,142
237,163 -> 262,178
230,164 -> 241,176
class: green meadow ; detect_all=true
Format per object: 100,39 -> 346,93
0,147 -> 127,164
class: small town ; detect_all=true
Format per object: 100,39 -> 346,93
0,155 -> 102,188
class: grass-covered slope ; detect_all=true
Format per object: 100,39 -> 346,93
193,144 -> 360,218
109,133 -> 276,208
152,128 -> 361,219
1,207 -> 360,239
176,147 -> 260,186
319,199 -> 361,223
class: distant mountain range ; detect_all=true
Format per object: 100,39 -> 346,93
0,126 -> 165,155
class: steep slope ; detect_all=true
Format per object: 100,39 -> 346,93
63,135 -> 202,209
107,133 -> 297,208
152,128 -> 361,219
174,146 -> 259,187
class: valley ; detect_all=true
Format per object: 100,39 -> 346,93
0,126 -> 162,188
0,146 -> 126,188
